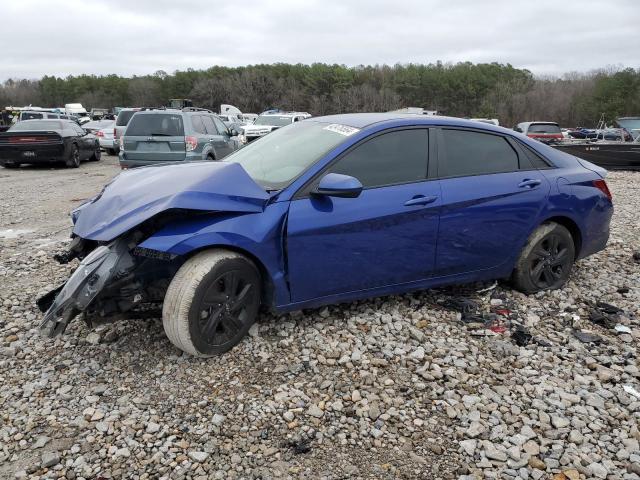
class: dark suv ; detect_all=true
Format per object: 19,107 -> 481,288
119,108 -> 239,168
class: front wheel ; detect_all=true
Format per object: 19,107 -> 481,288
512,222 -> 575,294
163,250 -> 261,356
3,162 -> 19,169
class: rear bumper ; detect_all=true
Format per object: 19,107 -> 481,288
99,138 -> 116,149
1,151 -> 65,164
119,152 -> 203,168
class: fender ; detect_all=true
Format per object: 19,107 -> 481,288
202,144 -> 216,160
137,202 -> 291,306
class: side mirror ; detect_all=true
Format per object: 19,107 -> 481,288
229,128 -> 238,136
513,126 -> 523,133
313,173 -> 363,198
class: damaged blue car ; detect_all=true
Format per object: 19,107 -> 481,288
38,113 -> 613,356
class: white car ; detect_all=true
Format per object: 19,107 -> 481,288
84,120 -> 117,154
239,111 -> 311,144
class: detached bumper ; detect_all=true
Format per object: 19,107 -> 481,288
38,239 -> 133,336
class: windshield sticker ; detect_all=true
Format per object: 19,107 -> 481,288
323,124 -> 360,136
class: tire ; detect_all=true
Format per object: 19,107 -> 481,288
3,162 -> 19,169
89,144 -> 101,161
66,144 -> 80,168
163,250 -> 261,357
512,222 -> 575,294
107,148 -> 116,156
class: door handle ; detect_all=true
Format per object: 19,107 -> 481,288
518,179 -> 542,188
404,195 -> 438,207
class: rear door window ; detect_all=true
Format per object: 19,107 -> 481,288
125,114 -> 184,136
202,116 -> 218,135
212,117 -> 227,135
191,115 -> 207,134
439,129 -> 519,177
329,129 -> 429,188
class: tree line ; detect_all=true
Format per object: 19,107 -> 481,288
1,62 -> 638,127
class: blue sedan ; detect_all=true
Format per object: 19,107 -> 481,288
38,113 -> 613,356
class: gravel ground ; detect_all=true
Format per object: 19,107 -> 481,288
0,157 -> 638,480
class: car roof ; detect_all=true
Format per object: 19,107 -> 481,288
308,113 -> 511,132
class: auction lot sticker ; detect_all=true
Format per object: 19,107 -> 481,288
324,124 -> 360,136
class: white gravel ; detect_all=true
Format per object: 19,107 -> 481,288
0,158 -> 638,479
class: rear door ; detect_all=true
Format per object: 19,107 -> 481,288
434,128 -> 550,276
206,116 -> 235,159
122,113 -> 186,163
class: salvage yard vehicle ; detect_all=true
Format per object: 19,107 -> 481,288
514,121 -> 564,144
239,111 -> 311,144
84,120 -> 117,155
0,119 -> 101,168
114,107 -> 142,153
119,108 -> 239,168
39,113 -> 613,356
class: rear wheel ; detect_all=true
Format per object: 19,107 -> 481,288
163,250 -> 261,357
66,144 -> 80,168
512,222 -> 575,293
89,143 -> 101,161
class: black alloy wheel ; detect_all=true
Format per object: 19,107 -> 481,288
527,232 -> 573,290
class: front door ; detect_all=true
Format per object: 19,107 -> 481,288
286,128 -> 440,303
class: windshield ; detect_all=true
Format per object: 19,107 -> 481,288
125,113 -> 184,136
254,115 -> 293,127
10,120 -> 62,131
528,123 -> 561,134
226,121 -> 354,190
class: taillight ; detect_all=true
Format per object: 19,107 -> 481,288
113,128 -> 117,138
95,131 -> 104,137
185,136 -> 197,152
592,179 -> 612,202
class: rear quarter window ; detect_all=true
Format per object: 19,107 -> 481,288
125,114 -> 184,136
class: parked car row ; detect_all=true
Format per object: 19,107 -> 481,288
0,119 -> 101,168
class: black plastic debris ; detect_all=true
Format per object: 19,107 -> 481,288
572,329 -> 603,344
633,251 -> 640,263
596,301 -> 623,315
617,287 -> 630,294
442,297 -> 479,314
287,439 -> 311,454
534,337 -> 552,347
589,311 -> 617,329
511,324 -> 532,346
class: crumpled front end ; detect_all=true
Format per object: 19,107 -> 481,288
38,238 -> 135,336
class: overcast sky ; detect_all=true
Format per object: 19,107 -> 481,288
2,0 -> 639,80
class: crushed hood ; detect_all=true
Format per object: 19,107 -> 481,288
73,161 -> 270,241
